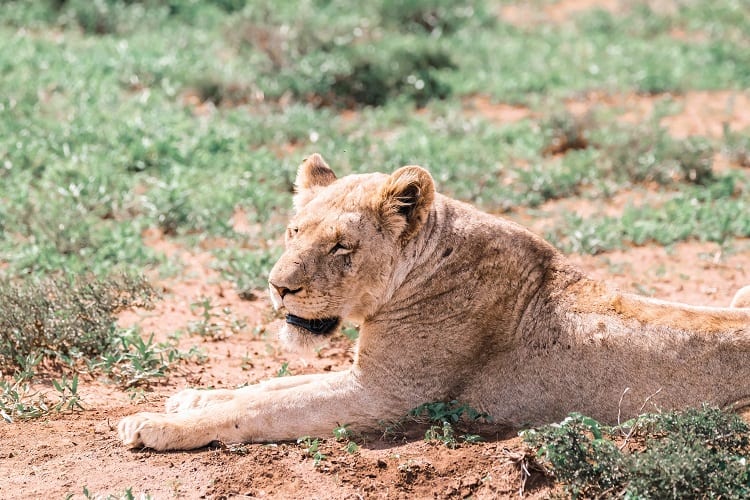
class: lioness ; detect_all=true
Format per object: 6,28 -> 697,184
119,154 -> 750,450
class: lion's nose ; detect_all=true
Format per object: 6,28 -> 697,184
271,283 -> 301,299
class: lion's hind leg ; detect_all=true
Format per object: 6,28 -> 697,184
730,285 -> 750,308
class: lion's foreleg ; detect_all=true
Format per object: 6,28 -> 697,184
119,371 -> 381,450
165,373 -> 327,413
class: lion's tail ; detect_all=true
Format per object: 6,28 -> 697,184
730,285 -> 750,309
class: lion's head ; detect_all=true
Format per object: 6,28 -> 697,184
268,154 -> 435,346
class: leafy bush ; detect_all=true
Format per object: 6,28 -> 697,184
0,274 -> 156,371
1,0 -> 238,34
523,406 -> 750,499
379,0 -> 493,35
327,45 -> 455,108
228,2 -> 457,108
723,126 -> 750,168
541,111 -> 590,156
596,124 -> 715,185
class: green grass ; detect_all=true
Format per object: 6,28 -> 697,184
547,172 -> 750,254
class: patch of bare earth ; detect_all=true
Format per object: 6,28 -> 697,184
499,0 -> 622,27
497,0 -> 689,28
567,89 -> 750,139
464,95 -> 533,123
567,239 -> 750,307
471,90 -> 750,138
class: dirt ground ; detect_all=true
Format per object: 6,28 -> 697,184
3,86 -> 750,498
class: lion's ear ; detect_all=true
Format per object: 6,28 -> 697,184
293,153 -> 337,211
377,165 -> 435,242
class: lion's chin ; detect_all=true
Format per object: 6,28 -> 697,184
277,320 -> 340,352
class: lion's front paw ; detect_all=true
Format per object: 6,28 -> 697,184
165,388 -> 234,413
118,412 -> 173,450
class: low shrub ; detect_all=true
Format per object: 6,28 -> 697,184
0,274 -> 156,371
523,406 -> 750,499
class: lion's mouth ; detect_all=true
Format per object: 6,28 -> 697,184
285,314 -> 340,335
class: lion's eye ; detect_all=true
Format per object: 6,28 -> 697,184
329,242 -> 352,256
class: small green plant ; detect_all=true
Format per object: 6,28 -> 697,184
523,406 -> 750,499
408,400 -> 489,448
1,373 -> 83,423
94,328 -> 206,388
333,423 -> 354,441
424,420 -> 459,448
188,297 -> 246,341
297,436 -> 327,466
78,485 -> 153,500
333,423 -> 360,454
276,362 -> 292,377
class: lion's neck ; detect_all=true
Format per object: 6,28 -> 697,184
378,194 -> 569,341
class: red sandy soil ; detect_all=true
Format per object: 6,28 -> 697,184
499,0 -> 621,26
498,0 -> 686,28
468,90 -> 750,140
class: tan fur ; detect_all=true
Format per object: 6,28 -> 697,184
118,156 -> 750,451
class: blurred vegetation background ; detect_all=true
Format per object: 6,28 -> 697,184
1,0 -> 749,284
